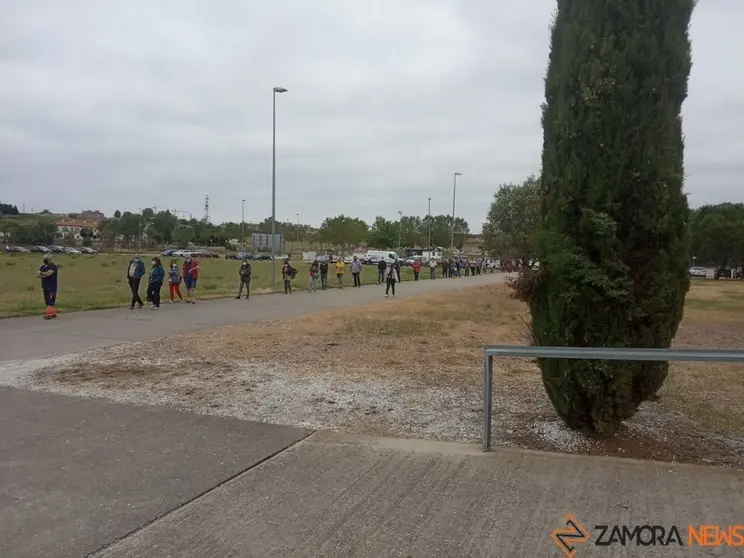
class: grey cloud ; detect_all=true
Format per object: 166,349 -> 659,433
0,0 -> 741,231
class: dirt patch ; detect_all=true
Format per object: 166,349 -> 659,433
3,281 -> 743,469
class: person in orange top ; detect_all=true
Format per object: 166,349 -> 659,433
411,258 -> 421,281
334,258 -> 345,288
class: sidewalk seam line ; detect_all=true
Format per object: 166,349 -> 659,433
86,429 -> 314,557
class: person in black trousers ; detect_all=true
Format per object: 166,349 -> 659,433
377,259 -> 387,284
384,263 -> 399,298
147,257 -> 165,310
127,254 -> 145,309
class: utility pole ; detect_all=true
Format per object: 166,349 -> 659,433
137,208 -> 142,253
241,199 -> 246,252
427,197 -> 432,254
397,211 -> 402,254
450,172 -> 462,253
296,212 -> 300,244
271,86 -> 288,290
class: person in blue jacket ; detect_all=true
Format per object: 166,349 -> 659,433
147,257 -> 165,310
127,254 -> 146,309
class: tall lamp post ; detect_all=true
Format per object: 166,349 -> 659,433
397,210 -> 403,254
296,212 -> 300,245
450,172 -> 462,253
427,197 -> 432,253
241,199 -> 245,252
271,86 -> 288,291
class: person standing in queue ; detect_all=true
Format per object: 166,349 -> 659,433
335,257 -> 345,288
377,258 -> 387,284
351,256 -> 362,287
429,258 -> 437,280
147,257 -> 165,310
282,258 -> 293,294
309,259 -> 319,292
182,253 -> 199,304
127,253 -> 145,309
384,261 -> 399,298
411,258 -> 421,281
167,260 -> 183,303
38,255 -> 58,319
236,259 -> 252,299
319,259 -> 329,290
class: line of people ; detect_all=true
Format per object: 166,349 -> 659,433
33,252 -> 493,319
126,253 -> 199,310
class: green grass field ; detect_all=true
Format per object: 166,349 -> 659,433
0,253 -> 437,317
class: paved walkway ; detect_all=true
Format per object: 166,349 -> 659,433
2,271 -> 743,557
2,387 -> 741,558
0,273 -> 503,362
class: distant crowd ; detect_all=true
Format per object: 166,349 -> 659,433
33,253 -> 497,318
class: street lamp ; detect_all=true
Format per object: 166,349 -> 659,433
296,212 -> 300,244
450,172 -> 462,253
397,210 -> 402,254
271,86 -> 288,291
241,199 -> 245,252
427,197 -> 432,253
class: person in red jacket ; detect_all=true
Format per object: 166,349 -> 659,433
182,253 -> 200,304
411,258 -> 421,281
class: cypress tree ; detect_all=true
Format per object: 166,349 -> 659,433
530,0 -> 694,434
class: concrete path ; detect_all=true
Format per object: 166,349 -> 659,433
3,389 -> 742,558
0,273 -> 504,362
0,387 -> 308,558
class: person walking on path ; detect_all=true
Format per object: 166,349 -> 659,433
411,258 -> 421,281
384,262 -> 399,298
167,260 -> 183,303
319,260 -> 329,290
377,258 -> 387,284
182,253 -> 199,304
127,254 -> 145,309
37,254 -> 58,320
351,256 -> 362,287
335,258 -> 345,288
309,260 -> 319,292
236,260 -> 252,299
429,258 -> 437,280
282,258 -> 294,294
147,257 -> 165,310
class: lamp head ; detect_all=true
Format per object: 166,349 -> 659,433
273,87 -> 288,93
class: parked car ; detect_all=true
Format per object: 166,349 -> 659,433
79,247 -> 98,254
30,245 -> 51,253
4,245 -> 30,253
735,267 -> 743,279
689,266 -> 706,278
162,249 -> 177,257
715,267 -> 732,279
64,247 -> 81,254
255,254 -> 272,261
273,254 -> 289,261
47,245 -> 66,253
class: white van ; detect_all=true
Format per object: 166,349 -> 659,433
364,250 -> 400,265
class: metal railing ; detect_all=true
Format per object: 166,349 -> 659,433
481,345 -> 744,452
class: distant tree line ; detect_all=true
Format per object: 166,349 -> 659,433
96,209 -> 470,252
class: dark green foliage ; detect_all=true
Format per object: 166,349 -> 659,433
528,0 -> 694,434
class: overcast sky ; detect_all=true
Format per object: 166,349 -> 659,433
1,1 -> 741,232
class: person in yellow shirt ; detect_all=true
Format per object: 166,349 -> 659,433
334,259 -> 345,288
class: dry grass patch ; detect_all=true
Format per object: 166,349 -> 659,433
15,278 -> 744,467
180,283 -> 531,389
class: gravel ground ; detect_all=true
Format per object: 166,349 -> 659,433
2,342 -> 742,468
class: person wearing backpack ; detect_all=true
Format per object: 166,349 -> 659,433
282,258 -> 293,294
236,260 -> 252,299
167,260 -> 183,303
